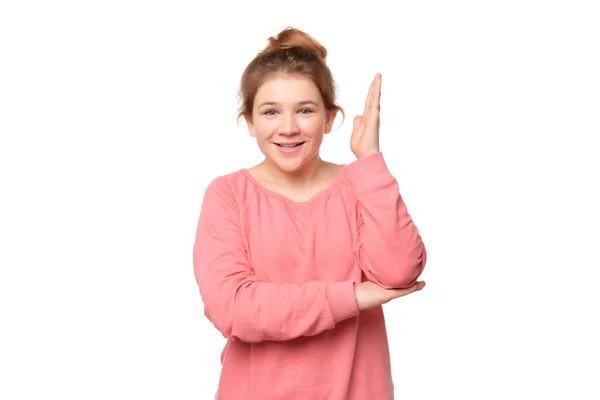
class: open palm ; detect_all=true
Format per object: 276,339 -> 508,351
351,73 -> 382,159
354,280 -> 426,311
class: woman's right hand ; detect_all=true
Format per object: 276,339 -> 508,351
354,280 -> 426,311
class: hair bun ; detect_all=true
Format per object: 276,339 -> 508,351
266,26 -> 327,61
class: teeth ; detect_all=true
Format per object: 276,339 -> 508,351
277,143 -> 302,148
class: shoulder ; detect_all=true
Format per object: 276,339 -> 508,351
202,169 -> 251,208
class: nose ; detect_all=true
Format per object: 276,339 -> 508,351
279,113 -> 301,135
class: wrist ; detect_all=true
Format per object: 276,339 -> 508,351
353,281 -> 366,311
355,149 -> 380,159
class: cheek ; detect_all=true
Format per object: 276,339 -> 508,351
298,118 -> 326,137
253,118 -> 277,134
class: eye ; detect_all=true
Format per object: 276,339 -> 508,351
299,108 -> 313,114
265,109 -> 277,116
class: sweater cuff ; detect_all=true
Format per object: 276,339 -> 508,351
344,152 -> 395,195
327,281 -> 360,324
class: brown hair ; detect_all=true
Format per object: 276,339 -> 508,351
236,26 -> 345,126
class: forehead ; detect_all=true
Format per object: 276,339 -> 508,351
255,74 -> 322,105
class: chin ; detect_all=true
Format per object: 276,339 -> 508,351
260,142 -> 319,172
271,158 -> 305,173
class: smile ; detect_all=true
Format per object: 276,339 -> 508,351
275,142 -> 305,148
274,142 -> 305,154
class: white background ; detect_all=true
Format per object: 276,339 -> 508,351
1,0 -> 599,399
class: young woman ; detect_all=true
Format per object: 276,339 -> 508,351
193,26 -> 427,400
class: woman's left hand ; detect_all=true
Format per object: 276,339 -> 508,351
350,73 -> 382,159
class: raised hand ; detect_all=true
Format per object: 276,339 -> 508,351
350,73 -> 382,159
354,280 -> 426,311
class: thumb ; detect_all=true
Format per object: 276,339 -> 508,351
353,116 -> 362,129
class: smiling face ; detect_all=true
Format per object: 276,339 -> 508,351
246,74 -> 337,175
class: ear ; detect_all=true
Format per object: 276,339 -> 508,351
324,109 -> 338,134
245,115 -> 256,137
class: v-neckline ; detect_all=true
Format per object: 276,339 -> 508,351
241,164 -> 347,208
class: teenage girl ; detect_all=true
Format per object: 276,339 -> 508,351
193,26 -> 427,400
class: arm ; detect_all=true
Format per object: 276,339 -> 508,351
192,178 -> 359,343
345,152 -> 427,290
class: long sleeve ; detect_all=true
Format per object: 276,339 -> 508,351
345,152 -> 427,290
192,177 -> 359,343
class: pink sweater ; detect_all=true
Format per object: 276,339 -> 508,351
193,152 -> 427,400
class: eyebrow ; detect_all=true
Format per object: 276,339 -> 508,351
257,100 -> 319,108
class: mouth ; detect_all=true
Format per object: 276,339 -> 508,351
274,142 -> 306,148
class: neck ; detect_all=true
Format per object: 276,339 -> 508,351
261,154 -> 325,189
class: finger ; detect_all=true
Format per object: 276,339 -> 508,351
373,73 -> 382,112
365,74 -> 382,121
367,74 -> 382,121
368,73 -> 382,108
390,281 -> 425,297
364,76 -> 375,112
